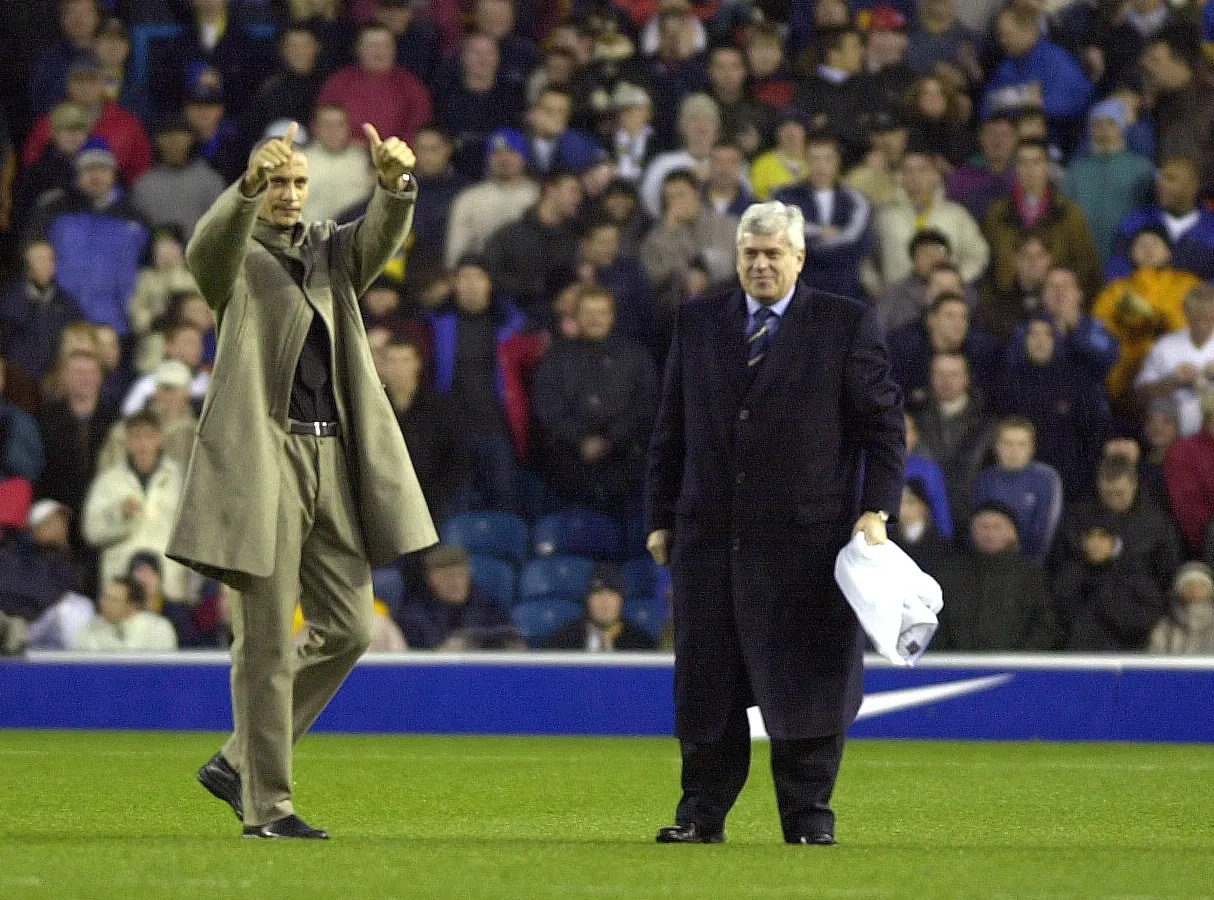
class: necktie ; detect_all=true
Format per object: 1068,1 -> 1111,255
747,306 -> 778,372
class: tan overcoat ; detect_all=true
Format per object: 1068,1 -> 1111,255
167,180 -> 437,582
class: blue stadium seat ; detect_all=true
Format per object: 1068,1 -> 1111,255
624,596 -> 669,642
470,554 -> 516,609
371,565 -> 405,617
440,511 -> 529,566
622,556 -> 657,602
518,555 -> 595,606
533,510 -> 622,560
511,599 -> 584,647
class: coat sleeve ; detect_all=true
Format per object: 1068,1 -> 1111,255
952,206 -> 990,284
1,406 -> 44,482
185,181 -> 264,315
842,305 -> 906,518
82,469 -> 137,548
335,181 -> 417,298
645,303 -> 687,532
605,346 -> 659,449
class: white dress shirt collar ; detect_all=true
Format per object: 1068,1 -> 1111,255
746,286 -> 796,318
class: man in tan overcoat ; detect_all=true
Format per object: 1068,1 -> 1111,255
169,122 -> 437,839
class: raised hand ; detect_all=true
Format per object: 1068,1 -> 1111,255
363,123 -> 416,190
243,122 -> 299,195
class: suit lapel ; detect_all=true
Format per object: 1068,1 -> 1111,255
713,290 -> 749,407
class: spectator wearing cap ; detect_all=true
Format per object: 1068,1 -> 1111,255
892,476 -> 953,577
301,105 -> 375,223
317,22 -> 433,148
979,5 -> 1093,130
0,239 -> 85,383
542,563 -> 656,650
94,16 -> 152,127
773,131 -> 872,301
1135,283 -> 1214,437
0,498 -> 80,625
1093,226 -> 1199,409
28,0 -> 101,119
0,356 -> 45,486
983,140 -> 1102,311
876,229 -> 950,335
791,25 -> 873,167
1142,24 -> 1214,197
932,499 -> 1060,651
945,112 -> 1017,223
244,24 -> 327,147
1062,100 -> 1155,268
22,54 -> 153,186
904,0 -> 981,78
428,257 -> 526,511
610,83 -> 658,183
842,110 -> 910,208
706,45 -> 773,158
1051,520 -> 1165,651
493,87 -> 607,179
11,103 -> 92,231
483,169 -> 583,319
903,411 -> 954,539
1108,156 -> 1214,282
132,115 -> 226,239
749,112 -> 808,202
639,93 -> 719,220
400,545 -> 524,650
445,128 -> 539,268
25,137 -> 150,337
432,32 -> 527,179
1053,453 -> 1182,597
865,6 -> 919,118
182,84 -> 245,183
1150,561 -> 1214,654
83,409 -> 190,602
1163,392 -> 1214,557
74,575 -> 178,651
531,284 -> 657,513
875,147 -> 988,287
99,359 -> 198,472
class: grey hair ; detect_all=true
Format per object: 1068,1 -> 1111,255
678,92 -> 720,127
736,201 -> 806,253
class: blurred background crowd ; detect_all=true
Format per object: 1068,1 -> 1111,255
3,0 -> 1214,656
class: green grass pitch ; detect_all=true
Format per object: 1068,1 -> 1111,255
1,731 -> 1211,899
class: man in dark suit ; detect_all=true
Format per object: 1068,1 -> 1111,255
645,200 -> 905,846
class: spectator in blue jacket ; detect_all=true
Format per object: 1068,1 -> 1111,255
972,416 -> 1064,564
494,86 -> 606,177
981,5 -> 1094,131
995,314 -> 1112,502
428,257 -> 526,512
0,240 -> 85,382
400,544 -> 525,651
889,293 -> 1001,411
25,138 -> 149,338
773,131 -> 873,301
904,411 -> 955,539
1108,156 -> 1214,281
0,356 -> 46,485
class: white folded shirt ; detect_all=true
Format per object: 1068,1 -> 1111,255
834,533 -> 943,667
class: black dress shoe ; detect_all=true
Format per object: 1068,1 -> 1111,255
242,814 -> 330,840
197,753 -> 243,821
656,823 -> 725,844
789,832 -> 837,846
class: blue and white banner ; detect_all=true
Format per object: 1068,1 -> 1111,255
2,653 -> 1213,743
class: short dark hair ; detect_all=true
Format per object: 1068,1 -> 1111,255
997,415 -> 1036,439
971,499 -> 1020,533
110,575 -> 146,609
1098,454 -> 1138,483
816,25 -> 861,62
908,229 -> 951,257
1148,22 -> 1202,70
662,168 -> 698,193
1015,138 -> 1051,158
125,409 -> 162,432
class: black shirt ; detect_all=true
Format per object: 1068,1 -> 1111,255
267,246 -> 339,424
451,313 -> 504,436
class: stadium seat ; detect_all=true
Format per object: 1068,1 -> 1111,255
440,511 -> 529,566
470,554 -> 516,609
371,564 -> 406,617
518,555 -> 595,606
621,556 -> 658,602
511,599 -> 584,647
624,596 -> 669,642
533,510 -> 621,560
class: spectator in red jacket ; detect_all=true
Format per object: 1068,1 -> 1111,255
316,22 -> 433,146
1163,391 -> 1214,556
23,55 -> 152,187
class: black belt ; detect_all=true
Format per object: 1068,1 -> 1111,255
287,419 -> 339,437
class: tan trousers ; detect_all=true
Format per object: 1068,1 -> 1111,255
223,432 -> 373,826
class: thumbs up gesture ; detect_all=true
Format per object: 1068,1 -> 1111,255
242,121 -> 299,195
363,123 -> 416,191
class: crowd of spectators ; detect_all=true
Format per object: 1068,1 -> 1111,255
4,0 -> 1214,657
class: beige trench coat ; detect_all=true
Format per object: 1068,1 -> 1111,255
167,180 -> 437,582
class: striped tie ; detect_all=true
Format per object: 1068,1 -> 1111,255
747,306 -> 777,371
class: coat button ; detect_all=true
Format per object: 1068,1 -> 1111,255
735,472 -> 745,485
738,409 -> 749,421
732,538 -> 741,551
